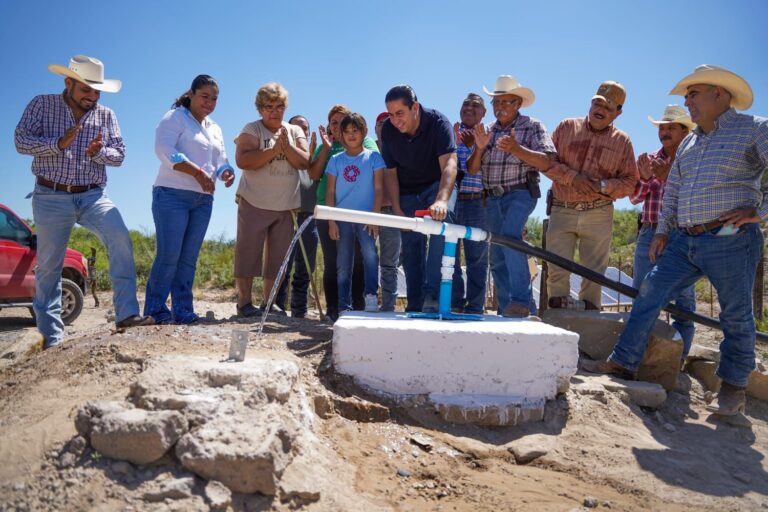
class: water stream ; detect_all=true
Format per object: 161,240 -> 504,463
254,214 -> 316,338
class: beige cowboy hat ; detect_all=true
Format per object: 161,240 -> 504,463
648,105 -> 696,131
669,64 -> 752,110
483,75 -> 535,107
48,55 -> 122,93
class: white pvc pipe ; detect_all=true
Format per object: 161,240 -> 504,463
314,205 -> 490,242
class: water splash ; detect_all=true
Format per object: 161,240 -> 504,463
254,214 -> 315,338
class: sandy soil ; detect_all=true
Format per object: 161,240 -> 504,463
0,291 -> 767,511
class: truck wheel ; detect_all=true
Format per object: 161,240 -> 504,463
61,278 -> 85,325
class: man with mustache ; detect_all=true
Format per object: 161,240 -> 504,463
543,81 -> 638,309
468,78 -> 556,317
582,65 -> 768,417
629,105 -> 696,361
15,55 -> 154,349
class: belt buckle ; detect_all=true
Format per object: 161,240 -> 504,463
574,202 -> 586,211
491,185 -> 504,198
65,184 -> 74,193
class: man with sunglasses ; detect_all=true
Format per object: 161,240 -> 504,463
468,76 -> 556,317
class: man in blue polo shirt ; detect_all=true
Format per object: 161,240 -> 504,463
380,85 -> 458,312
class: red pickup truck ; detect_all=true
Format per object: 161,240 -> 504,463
0,203 -> 89,324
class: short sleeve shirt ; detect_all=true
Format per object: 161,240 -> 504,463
380,106 -> 456,195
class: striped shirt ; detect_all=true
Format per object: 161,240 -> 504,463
629,148 -> 667,224
546,117 -> 637,202
15,93 -> 125,186
480,114 -> 555,190
456,123 -> 482,193
658,108 -> 768,235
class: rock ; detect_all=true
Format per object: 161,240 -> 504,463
58,452 -> 77,468
313,395 -> 334,419
409,433 -> 434,452
543,310 -> 682,390
110,461 -> 133,476
583,496 -> 598,508
687,344 -> 720,362
397,468 -> 412,478
663,423 -> 677,433
733,472 -> 752,484
67,435 -> 87,456
331,396 -> 390,422
75,400 -> 134,440
90,409 -> 187,465
278,454 -> 322,506
747,369 -> 768,402
175,410 -> 295,495
143,477 -> 195,502
12,482 -> 26,491
574,374 -> 667,408
687,360 -> 721,392
0,331 -> 44,369
507,434 -> 554,464
204,480 -> 232,511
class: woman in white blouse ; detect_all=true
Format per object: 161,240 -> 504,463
144,75 -> 235,324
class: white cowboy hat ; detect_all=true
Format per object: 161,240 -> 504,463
669,64 -> 752,110
648,105 -> 696,131
48,55 -> 122,93
483,75 -> 535,107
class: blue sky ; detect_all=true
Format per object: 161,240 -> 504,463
2,0 -> 767,240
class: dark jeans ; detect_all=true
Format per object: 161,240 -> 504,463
317,219 -> 365,319
399,181 -> 457,312
451,197 -> 488,314
274,212 -> 318,316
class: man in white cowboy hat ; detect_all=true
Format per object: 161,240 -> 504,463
582,65 -> 768,416
543,81 -> 638,310
14,55 -> 153,349
629,105 -> 696,361
467,76 -> 556,317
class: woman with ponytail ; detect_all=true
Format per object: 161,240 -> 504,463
144,74 -> 235,324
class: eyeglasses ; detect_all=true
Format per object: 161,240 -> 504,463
490,99 -> 519,107
260,104 -> 286,113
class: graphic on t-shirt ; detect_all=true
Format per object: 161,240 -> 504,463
343,164 -> 361,182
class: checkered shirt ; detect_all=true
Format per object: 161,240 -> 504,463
480,115 -> 555,190
15,93 -> 125,186
629,148 -> 667,224
658,109 -> 768,235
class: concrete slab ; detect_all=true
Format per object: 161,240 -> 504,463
332,312 -> 579,410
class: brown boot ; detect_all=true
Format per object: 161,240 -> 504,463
502,303 -> 530,318
705,382 -> 746,416
116,315 -> 155,329
579,357 -> 638,381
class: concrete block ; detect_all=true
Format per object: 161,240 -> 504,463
333,313 -> 578,425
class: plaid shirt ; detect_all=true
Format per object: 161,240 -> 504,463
15,93 -> 125,186
456,122 -> 483,193
629,147 -> 667,224
480,115 -> 555,189
658,108 -> 768,235
546,117 -> 637,202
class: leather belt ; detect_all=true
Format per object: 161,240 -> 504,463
457,192 -> 485,201
682,220 -> 724,236
552,198 -> 613,211
37,177 -> 101,193
486,183 -> 527,198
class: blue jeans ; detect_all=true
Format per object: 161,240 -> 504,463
336,222 -> 379,311
274,212 -> 318,316
379,206 -> 402,312
399,181 -> 457,311
144,187 -> 212,324
451,197 -> 488,313
317,219 -> 365,319
32,184 -> 139,346
610,224 -> 763,387
486,190 -> 537,311
633,224 -> 696,358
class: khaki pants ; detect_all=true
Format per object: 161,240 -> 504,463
546,204 -> 613,307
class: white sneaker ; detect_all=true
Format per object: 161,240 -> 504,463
364,294 -> 379,312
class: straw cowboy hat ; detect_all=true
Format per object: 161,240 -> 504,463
483,75 -> 535,107
669,64 -> 752,110
648,105 -> 696,131
48,55 -> 122,93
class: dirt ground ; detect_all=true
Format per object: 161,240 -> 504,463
1,291 -> 767,511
